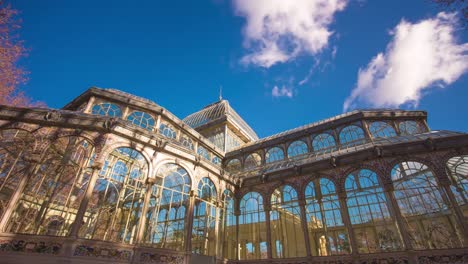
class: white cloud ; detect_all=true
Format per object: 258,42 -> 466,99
344,12 -> 468,112
233,0 -> 347,68
272,85 -> 293,98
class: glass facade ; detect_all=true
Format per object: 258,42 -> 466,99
0,89 -> 466,263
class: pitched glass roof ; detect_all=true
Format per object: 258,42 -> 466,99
183,100 -> 258,140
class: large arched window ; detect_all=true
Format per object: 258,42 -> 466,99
221,190 -> 236,259
446,155 -> 468,213
244,153 -> 261,170
266,147 -> 284,164
127,111 -> 155,131
339,125 -> 366,147
345,169 -> 401,253
312,133 -> 336,153
239,192 -> 267,260
287,140 -> 308,159
78,147 -> 147,243
192,177 -> 217,256
8,136 -> 94,237
270,185 -> 306,258
305,178 -> 349,256
0,129 -> 34,220
399,121 -> 424,136
91,102 -> 122,117
369,121 -> 397,139
391,161 -> 461,249
159,123 -> 177,139
144,163 -> 191,251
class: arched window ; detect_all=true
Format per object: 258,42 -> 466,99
179,135 -> 194,150
287,140 -> 308,159
226,159 -> 241,173
211,156 -> 221,166
197,146 -> 210,161
270,185 -> 306,258
266,147 -> 284,164
399,121 -> 424,135
391,161 -> 461,249
91,102 -> 122,117
159,123 -> 177,139
369,121 -> 397,139
239,192 -> 267,260
446,155 -> 468,211
78,147 -> 146,243
144,163 -> 191,251
192,178 -> 217,256
312,133 -> 336,153
345,169 -> 401,253
305,178 -> 349,256
127,111 -> 155,131
244,153 -> 262,170
0,129 -> 34,221
339,125 -> 366,147
8,136 -> 94,237
221,190 -> 236,259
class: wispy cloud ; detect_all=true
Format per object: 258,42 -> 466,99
232,0 -> 347,68
344,12 -> 468,111
272,85 -> 293,98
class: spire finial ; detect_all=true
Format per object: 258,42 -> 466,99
219,85 -> 223,101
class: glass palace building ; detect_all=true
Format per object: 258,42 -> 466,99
0,87 -> 466,264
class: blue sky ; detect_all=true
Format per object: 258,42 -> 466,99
12,0 -> 468,138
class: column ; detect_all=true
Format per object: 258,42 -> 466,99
337,191 -> 358,255
361,120 -> 374,143
0,150 -> 48,232
298,198 -> 312,257
83,96 -> 96,113
215,201 -> 223,259
382,182 -> 413,250
223,124 -> 228,152
264,203 -> 272,259
134,178 -> 156,244
234,208 -> 240,260
185,190 -> 196,252
69,162 -> 103,237
438,178 -> 468,245
122,106 -> 130,119
155,115 -> 162,133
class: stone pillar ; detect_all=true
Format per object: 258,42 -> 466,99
337,191 -> 358,255
155,115 -> 162,132
382,182 -> 413,250
134,178 -> 156,244
69,162 -> 103,237
438,178 -> 468,244
332,129 -> 342,150
264,203 -> 273,259
122,106 -> 130,119
0,149 -> 49,232
223,124 -> 228,152
185,190 -> 197,252
361,120 -> 374,142
392,120 -> 401,135
298,198 -> 312,257
215,201 -> 223,260
233,209 -> 240,260
83,96 -> 96,113
422,119 -> 430,132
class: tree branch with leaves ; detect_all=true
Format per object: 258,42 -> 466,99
0,1 -> 42,107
